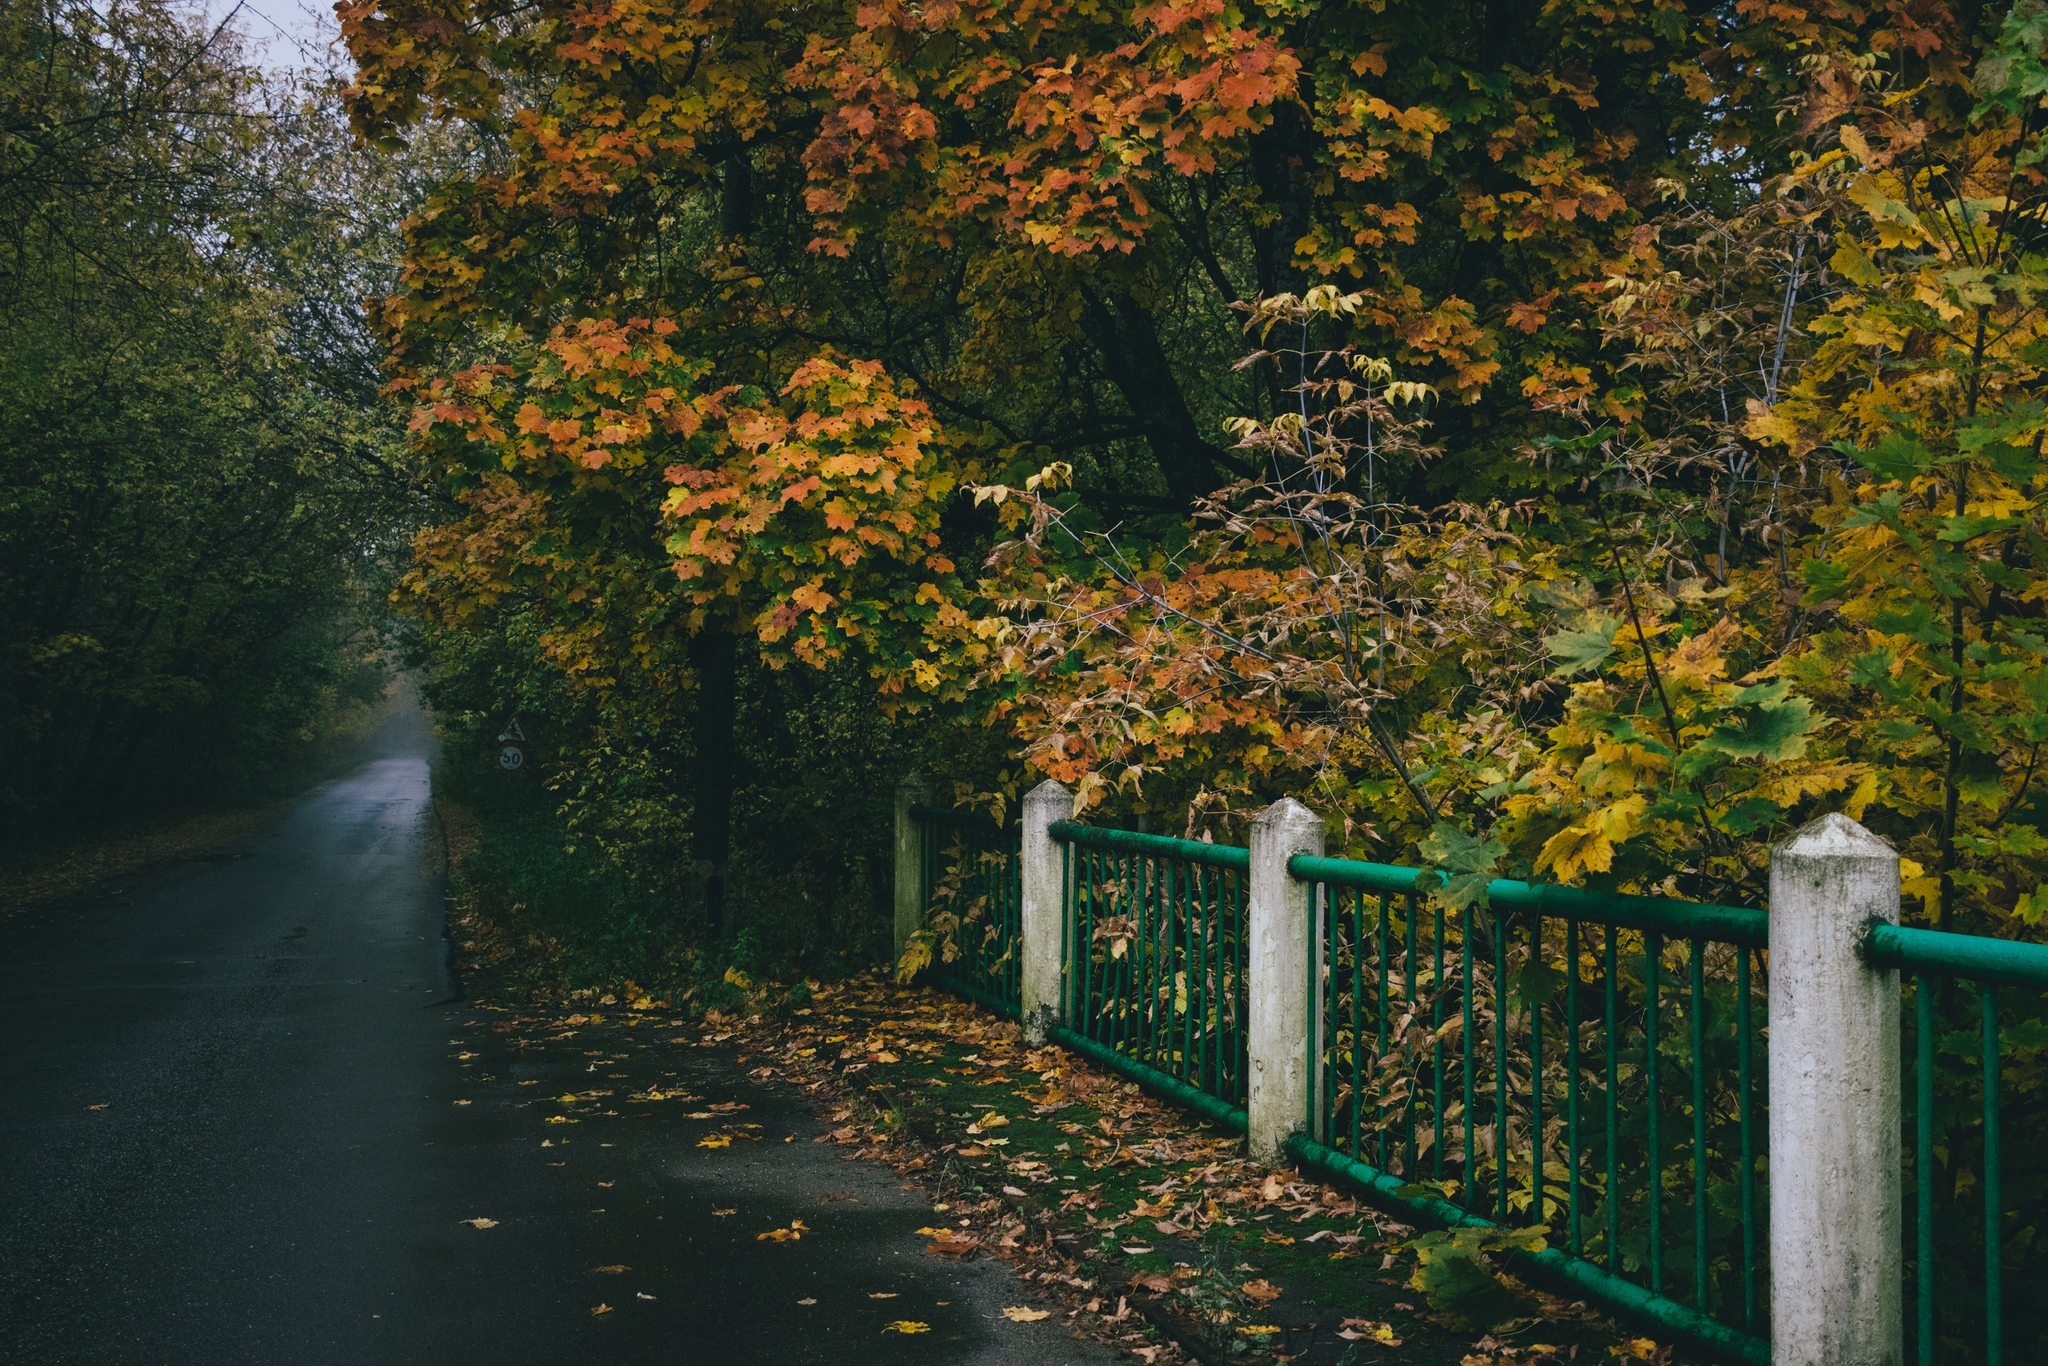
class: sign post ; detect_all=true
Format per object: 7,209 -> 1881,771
496,715 -> 526,773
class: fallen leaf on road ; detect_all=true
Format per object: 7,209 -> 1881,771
636,1293 -> 655,1301
685,1112 -> 715,1120
1119,1246 -> 1153,1256
707,1101 -> 748,1113
1001,1307 -> 1050,1322
711,1208 -> 736,1216
697,1134 -> 731,1149
1261,1231 -> 1295,1245
922,1228 -> 978,1257
87,1104 -> 110,1111
1001,1186 -> 1026,1197
591,1304 -> 611,1316
598,1181 -> 614,1188
757,1220 -> 808,1242
868,1292 -> 898,1299
1239,1324 -> 1281,1336
1260,1174 -> 1284,1202
1241,1279 -> 1282,1305
1130,1273 -> 1173,1294
883,1321 -> 929,1334
462,1218 -> 498,1229
797,1297 -> 816,1305
593,1265 -> 629,1274
1337,1318 -> 1401,1345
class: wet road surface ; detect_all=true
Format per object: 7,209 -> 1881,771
0,704 -> 1113,1365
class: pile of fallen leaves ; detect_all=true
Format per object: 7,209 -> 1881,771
687,970 -> 1694,1366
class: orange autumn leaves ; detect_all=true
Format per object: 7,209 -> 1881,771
660,354 -> 968,674
794,0 -> 1300,255
399,316 -> 978,687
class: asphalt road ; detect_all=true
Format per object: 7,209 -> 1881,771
0,702 -> 1115,1366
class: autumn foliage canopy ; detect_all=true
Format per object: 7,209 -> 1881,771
343,0 -> 2048,947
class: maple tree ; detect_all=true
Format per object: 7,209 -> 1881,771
347,0 -> 2048,952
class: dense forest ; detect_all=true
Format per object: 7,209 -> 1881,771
0,1 -> 425,829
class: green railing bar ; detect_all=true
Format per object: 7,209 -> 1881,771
1404,894 -> 1417,1174
1737,948 -> 1757,1332
1381,892 -> 1393,1168
1287,856 -> 1768,948
1048,821 -> 1251,869
1530,915 -> 1544,1225
1983,986 -> 2002,1366
1690,940 -> 1709,1312
1648,933 -> 1663,1294
1566,917 -> 1581,1257
1605,923 -> 1620,1275
1865,922 -> 2048,989
1046,1024 -> 1248,1134
1433,900 -> 1446,1185
1915,977 -> 1934,1366
1285,1133 -> 1771,1366
1462,905 -> 1476,1211
1494,912 -> 1509,1222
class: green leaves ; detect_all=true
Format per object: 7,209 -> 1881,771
1417,821 -> 1506,912
1695,681 -> 1822,762
1405,1225 -> 1547,1330
1542,616 -> 1618,678
1971,3 -> 2048,126
1836,432 -> 1939,481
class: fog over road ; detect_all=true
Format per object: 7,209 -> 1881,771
0,701 -> 1110,1365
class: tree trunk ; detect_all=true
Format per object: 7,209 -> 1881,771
1078,286 -> 1226,505
721,151 -> 752,241
690,628 -> 738,938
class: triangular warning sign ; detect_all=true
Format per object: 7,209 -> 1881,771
498,715 -> 526,742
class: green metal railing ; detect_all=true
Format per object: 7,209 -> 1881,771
1050,821 -> 1250,1115
910,805 -> 1021,1018
904,804 -> 2048,1363
1293,856 -> 1770,1361
1867,923 -> 2048,1366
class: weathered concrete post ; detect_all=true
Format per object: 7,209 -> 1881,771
1769,813 -> 1901,1366
1247,797 -> 1324,1164
892,774 -> 927,963
1019,779 -> 1071,1045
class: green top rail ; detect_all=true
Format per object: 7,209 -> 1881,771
1288,854 -> 1769,950
909,804 -> 1008,833
1866,922 -> 2048,989
1047,821 -> 1251,872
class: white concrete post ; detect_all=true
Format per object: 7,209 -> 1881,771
1247,797 -> 1324,1164
892,775 -> 927,963
1768,813 -> 1901,1366
1019,779 -> 1071,1045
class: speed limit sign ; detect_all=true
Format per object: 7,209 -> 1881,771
496,715 -> 527,772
